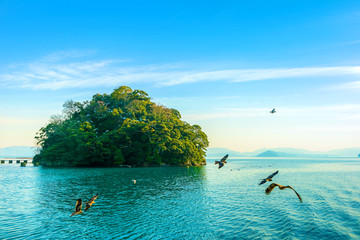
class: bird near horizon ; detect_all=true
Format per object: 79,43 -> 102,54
259,170 -> 279,185
215,154 -> 228,169
84,193 -> 98,212
265,183 -> 303,203
270,108 -> 276,114
70,199 -> 83,216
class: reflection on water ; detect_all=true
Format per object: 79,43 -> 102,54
1,158 -> 360,239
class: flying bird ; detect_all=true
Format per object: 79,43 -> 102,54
215,154 -> 228,169
84,193 -> 98,212
71,199 -> 83,216
259,170 -> 279,185
265,183 -> 302,202
270,108 -> 276,114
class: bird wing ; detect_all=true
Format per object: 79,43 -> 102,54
265,183 -> 280,195
84,203 -> 91,211
287,186 -> 303,203
259,179 -> 267,185
75,199 -> 82,212
87,193 -> 98,204
218,162 -> 224,169
220,154 -> 229,162
267,170 -> 279,179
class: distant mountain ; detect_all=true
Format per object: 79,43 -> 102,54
206,147 -> 360,158
241,148 -> 269,157
206,147 -> 244,157
324,148 -> 360,157
256,150 -> 279,157
0,146 -> 37,157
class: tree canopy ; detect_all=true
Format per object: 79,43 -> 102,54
34,86 -> 209,167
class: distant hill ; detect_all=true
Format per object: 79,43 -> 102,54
206,147 -> 244,157
256,150 -> 279,157
206,147 -> 360,158
0,146 -> 37,157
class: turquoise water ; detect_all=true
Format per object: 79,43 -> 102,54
1,157 -> 360,239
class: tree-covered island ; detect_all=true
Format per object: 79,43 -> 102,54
34,86 -> 209,167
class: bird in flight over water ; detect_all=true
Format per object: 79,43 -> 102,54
265,183 -> 302,202
215,154 -> 228,169
259,170 -> 279,185
84,193 -> 98,212
71,199 -> 83,216
270,108 -> 276,114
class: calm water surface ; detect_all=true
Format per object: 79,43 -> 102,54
1,157 -> 360,239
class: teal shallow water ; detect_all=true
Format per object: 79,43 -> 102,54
1,157 -> 360,239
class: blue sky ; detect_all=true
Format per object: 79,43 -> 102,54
1,0 -> 360,151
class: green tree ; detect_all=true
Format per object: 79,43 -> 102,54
34,86 -> 209,167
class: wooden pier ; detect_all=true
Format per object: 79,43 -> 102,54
0,157 -> 33,165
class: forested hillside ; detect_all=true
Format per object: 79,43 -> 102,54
34,86 -> 208,167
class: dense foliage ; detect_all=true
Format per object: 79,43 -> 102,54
34,86 -> 209,167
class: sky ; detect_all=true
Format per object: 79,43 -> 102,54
0,0 -> 360,152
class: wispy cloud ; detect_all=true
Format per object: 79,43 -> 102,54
1,54 -> 360,90
336,80 -> 360,90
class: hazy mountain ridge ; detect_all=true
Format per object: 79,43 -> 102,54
207,147 -> 360,158
0,146 -> 37,157
256,150 -> 279,157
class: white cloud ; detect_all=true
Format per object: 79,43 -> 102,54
1,54 -> 360,90
337,80 -> 360,90
155,67 -> 360,86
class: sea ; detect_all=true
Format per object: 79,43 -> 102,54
1,157 -> 360,239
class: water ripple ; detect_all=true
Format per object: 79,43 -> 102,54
1,158 -> 360,239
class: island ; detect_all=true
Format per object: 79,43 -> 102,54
33,86 -> 209,167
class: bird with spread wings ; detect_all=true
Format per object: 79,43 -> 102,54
259,170 -> 279,185
265,183 -> 302,202
70,199 -> 83,216
84,193 -> 98,212
215,154 -> 228,169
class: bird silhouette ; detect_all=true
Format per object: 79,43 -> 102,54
265,183 -> 302,202
259,170 -> 279,185
84,193 -> 98,212
270,108 -> 276,114
215,154 -> 228,169
70,199 -> 83,216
